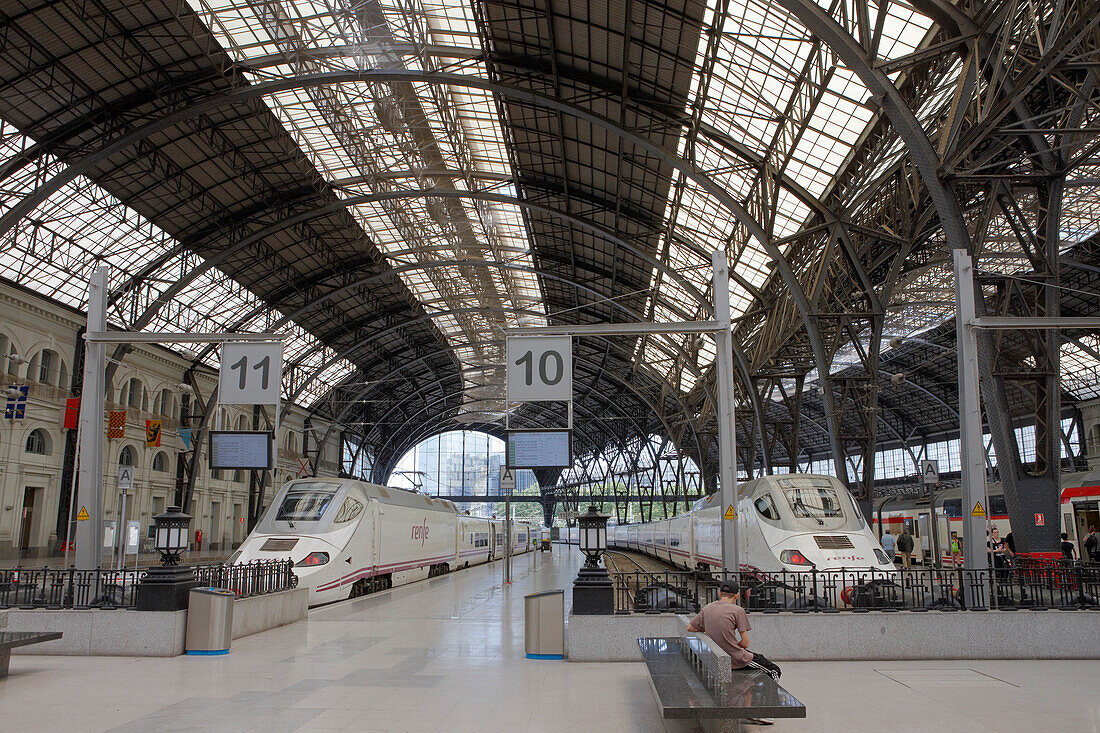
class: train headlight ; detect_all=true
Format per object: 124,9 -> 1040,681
296,551 -> 330,567
779,549 -> 813,566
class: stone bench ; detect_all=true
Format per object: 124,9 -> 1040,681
0,630 -> 63,677
638,635 -> 806,733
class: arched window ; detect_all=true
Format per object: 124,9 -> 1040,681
152,451 -> 169,472
29,349 -> 57,384
119,446 -> 136,467
153,388 -> 173,416
236,415 -> 247,430
25,429 -> 50,455
126,378 -> 144,410
232,470 -> 242,483
285,431 -> 297,453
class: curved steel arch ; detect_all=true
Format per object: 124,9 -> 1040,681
0,69 -> 835,421
319,336 -> 711,471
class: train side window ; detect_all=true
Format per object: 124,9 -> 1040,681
333,497 -> 363,524
990,496 -> 1007,516
943,499 -> 962,518
755,495 -> 780,521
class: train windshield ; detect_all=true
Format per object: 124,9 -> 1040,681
777,477 -> 849,530
275,483 -> 343,522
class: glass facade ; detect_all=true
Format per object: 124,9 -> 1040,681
390,430 -> 537,500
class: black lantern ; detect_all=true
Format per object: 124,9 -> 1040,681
153,506 -> 191,565
578,505 -> 608,569
136,506 -> 198,611
572,505 -> 613,615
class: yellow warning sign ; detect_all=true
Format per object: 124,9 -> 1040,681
971,501 -> 986,518
723,505 -> 736,521
76,506 -> 90,521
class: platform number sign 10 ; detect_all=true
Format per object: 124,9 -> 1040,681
219,342 -> 284,405
506,336 -> 572,402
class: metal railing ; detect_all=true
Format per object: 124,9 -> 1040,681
194,560 -> 297,597
611,561 -> 1100,614
0,559 -> 297,610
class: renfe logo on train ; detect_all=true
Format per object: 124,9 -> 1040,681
411,519 -> 430,546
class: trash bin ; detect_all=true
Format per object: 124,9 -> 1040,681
185,587 -> 236,655
524,589 -> 564,659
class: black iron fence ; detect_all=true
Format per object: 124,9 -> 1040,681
0,560 -> 297,610
194,560 -> 298,598
613,561 -> 1100,614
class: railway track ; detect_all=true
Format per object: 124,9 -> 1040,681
603,550 -> 678,612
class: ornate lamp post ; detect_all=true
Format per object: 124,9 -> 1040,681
572,505 -> 613,615
136,506 -> 199,610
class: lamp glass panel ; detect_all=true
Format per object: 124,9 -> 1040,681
156,527 -> 168,550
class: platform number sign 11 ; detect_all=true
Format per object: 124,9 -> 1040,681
219,342 -> 283,405
506,336 -> 572,402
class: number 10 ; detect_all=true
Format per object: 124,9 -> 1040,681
514,350 -> 563,386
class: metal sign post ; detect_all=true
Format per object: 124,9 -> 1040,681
501,466 -> 516,584
115,465 -> 134,571
505,251 -> 739,575
74,267 -> 287,570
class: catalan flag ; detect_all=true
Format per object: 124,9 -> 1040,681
108,410 -> 126,439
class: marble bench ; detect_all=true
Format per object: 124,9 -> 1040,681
637,636 -> 806,733
0,631 -> 63,677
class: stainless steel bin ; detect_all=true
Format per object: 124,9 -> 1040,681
185,587 -> 236,655
524,589 -> 564,659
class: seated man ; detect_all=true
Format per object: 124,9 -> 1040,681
686,580 -> 782,682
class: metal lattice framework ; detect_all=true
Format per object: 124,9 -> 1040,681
0,0 -> 1097,546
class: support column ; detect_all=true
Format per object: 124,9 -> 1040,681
712,251 -> 739,575
75,267 -> 108,570
954,250 -> 989,605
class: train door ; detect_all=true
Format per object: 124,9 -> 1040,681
369,498 -> 381,572
1074,501 -> 1098,558
917,512 -> 932,566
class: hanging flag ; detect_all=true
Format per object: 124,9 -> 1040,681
107,410 -> 126,439
63,397 -> 80,429
179,427 -> 193,450
5,385 -> 28,419
145,419 -> 162,447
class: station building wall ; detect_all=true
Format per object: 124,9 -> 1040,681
0,281 -> 340,561
1081,397 -> 1100,471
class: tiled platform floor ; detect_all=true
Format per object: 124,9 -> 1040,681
0,549 -> 1096,732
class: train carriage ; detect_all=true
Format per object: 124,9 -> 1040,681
232,477 -> 534,605
873,469 -> 1100,565
607,474 -> 894,576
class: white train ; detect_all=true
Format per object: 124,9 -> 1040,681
567,473 -> 893,576
873,469 -> 1100,565
565,474 -> 895,575
230,478 -> 534,605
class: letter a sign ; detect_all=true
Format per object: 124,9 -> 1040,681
921,459 -> 939,485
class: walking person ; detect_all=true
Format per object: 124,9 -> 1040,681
1061,533 -> 1076,562
950,531 -> 963,567
880,530 -> 897,565
896,528 -> 915,569
1084,526 -> 1099,563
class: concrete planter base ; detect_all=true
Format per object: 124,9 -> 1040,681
6,588 -> 308,657
567,609 -> 1100,661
